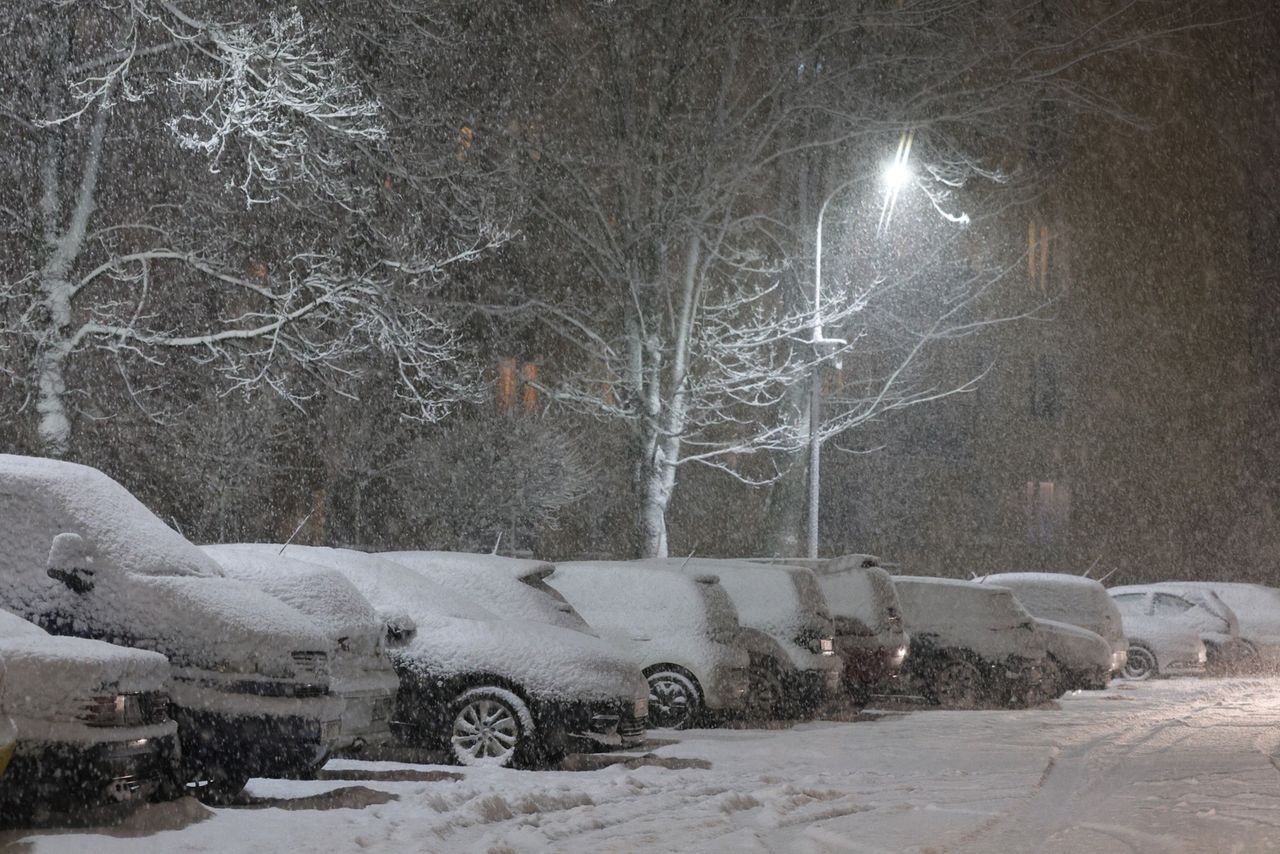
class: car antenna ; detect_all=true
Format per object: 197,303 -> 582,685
1096,565 -> 1120,584
1081,555 -> 1103,578
491,532 -> 503,555
278,510 -> 314,555
677,549 -> 697,572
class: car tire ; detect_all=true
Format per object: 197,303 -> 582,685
644,668 -> 702,730
748,659 -> 785,720
931,658 -> 983,709
1123,645 -> 1158,681
447,687 -> 530,768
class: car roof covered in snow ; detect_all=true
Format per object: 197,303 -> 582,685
0,454 -> 222,579
551,561 -> 738,638
640,558 -> 832,641
984,573 -> 1125,645
382,551 -> 593,634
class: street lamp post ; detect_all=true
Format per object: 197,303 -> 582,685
806,139 -> 913,559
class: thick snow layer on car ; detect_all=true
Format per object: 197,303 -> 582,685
1110,583 -> 1241,638
245,547 -> 645,704
0,455 -> 222,587
813,563 -> 903,636
984,573 -> 1126,649
381,551 -> 594,635
642,558 -> 831,641
893,576 -> 1046,662
202,545 -> 383,655
0,610 -> 44,640
1172,582 -> 1280,635
550,562 -> 740,644
1034,618 -> 1112,672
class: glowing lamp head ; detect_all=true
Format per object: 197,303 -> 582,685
882,159 -> 913,192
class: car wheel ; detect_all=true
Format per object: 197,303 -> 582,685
748,661 -> 785,720
1123,645 -> 1158,681
448,687 -> 529,767
932,659 -> 983,708
645,669 -> 702,730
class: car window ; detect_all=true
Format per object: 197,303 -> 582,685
1110,593 -> 1147,616
1152,593 -> 1194,616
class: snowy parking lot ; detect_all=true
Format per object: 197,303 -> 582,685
6,678 -> 1280,853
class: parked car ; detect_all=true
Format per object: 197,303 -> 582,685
1109,587 -> 1244,675
549,561 -> 751,729
1106,592 -> 1207,679
0,455 -> 341,801
890,576 -> 1049,708
202,545 -> 400,755
382,551 -> 594,634
1170,582 -> 1280,672
643,559 -> 842,717
251,545 -> 650,764
0,608 -> 180,822
1030,618 -> 1114,694
789,555 -> 910,702
983,573 -> 1128,679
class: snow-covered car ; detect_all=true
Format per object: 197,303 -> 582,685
1032,618 -> 1113,693
0,455 -> 341,800
797,555 -> 910,701
382,551 -> 594,634
890,577 -> 1049,708
642,559 -> 842,717
1111,584 -> 1256,674
1109,587 -> 1242,675
983,573 -> 1128,678
1107,592 -> 1207,679
253,545 -> 649,765
0,609 -> 180,821
202,545 -> 400,754
549,562 -> 751,729
1170,582 -> 1280,672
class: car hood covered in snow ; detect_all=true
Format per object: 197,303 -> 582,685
255,546 -> 646,704
0,608 -> 171,736
1034,618 -> 1113,671
202,544 -> 385,657
382,550 -> 595,635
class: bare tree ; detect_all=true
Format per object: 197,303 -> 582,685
0,1 -> 500,457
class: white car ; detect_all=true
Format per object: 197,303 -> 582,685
550,562 -> 751,729
0,455 -> 341,800
251,545 -> 649,766
1111,591 -> 1218,676
983,573 -> 1127,682
0,609 -> 179,820
792,555 -> 910,702
1113,583 -> 1255,674
202,546 -> 401,754
1107,592 -> 1207,679
383,551 -> 595,634
1171,582 -> 1280,672
643,559 -> 842,718
1032,618 -> 1114,694
891,577 -> 1049,708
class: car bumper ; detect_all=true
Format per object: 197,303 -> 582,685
781,667 -> 841,707
1064,664 -> 1111,691
1161,661 -> 1207,677
332,693 -> 395,752
838,638 -> 909,688
174,705 -> 339,781
0,731 -> 180,814
704,665 -> 752,712
531,695 -> 649,751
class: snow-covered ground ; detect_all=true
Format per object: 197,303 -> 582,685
6,678 -> 1280,853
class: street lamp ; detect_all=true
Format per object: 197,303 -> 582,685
806,136 -> 914,559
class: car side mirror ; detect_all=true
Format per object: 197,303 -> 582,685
47,532 -> 97,594
380,611 -> 417,646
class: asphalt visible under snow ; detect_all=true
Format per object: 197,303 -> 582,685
7,678 -> 1280,853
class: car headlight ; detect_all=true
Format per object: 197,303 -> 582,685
1198,645 -> 1208,663
633,697 -> 649,719
819,638 -> 835,656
